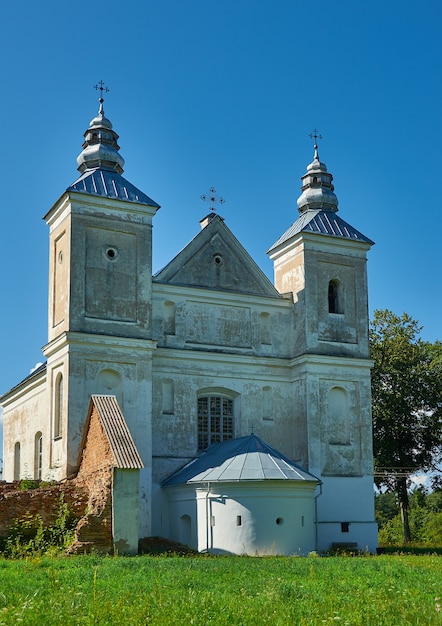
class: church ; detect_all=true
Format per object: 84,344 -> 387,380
1,94 -> 378,554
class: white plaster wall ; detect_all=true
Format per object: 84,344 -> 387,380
317,521 -> 378,554
165,485 -> 198,549
112,469 -> 140,555
190,482 -> 317,555
2,373 -> 47,481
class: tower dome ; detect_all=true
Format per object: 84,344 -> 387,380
296,144 -> 338,213
76,96 -> 125,174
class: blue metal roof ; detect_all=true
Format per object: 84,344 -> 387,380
268,209 -> 373,253
163,434 -> 319,486
68,168 -> 160,207
0,362 -> 47,401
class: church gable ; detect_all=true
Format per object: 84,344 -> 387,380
154,215 -> 279,297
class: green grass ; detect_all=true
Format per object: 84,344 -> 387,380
0,554 -> 440,625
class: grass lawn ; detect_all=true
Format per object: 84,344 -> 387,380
0,554 -> 440,625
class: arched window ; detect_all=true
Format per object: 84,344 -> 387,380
13,442 -> 21,481
328,280 -> 341,314
198,395 -> 234,450
34,432 -> 43,480
54,373 -> 63,439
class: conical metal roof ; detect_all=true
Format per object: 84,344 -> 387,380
163,434 -> 319,486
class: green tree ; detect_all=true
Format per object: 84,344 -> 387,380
370,310 -> 442,543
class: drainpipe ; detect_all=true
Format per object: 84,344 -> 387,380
314,482 -> 323,552
205,483 -> 211,552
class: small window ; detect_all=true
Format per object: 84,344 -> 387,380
328,280 -> 341,314
236,515 -> 242,527
276,517 -> 284,525
34,432 -> 43,480
14,442 -> 21,481
198,395 -> 234,450
341,522 -> 350,533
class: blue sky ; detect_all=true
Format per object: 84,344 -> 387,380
0,1 -> 441,456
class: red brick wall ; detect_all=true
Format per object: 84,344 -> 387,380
0,480 -> 88,537
0,407 -> 118,554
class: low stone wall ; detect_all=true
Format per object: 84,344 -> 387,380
0,469 -> 114,554
0,480 -> 88,538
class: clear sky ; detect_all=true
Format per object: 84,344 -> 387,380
0,1 -> 441,455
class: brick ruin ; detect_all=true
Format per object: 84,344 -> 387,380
0,466 -> 114,554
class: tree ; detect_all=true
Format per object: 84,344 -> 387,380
370,310 -> 442,543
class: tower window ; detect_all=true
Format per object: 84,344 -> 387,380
328,280 -> 341,314
198,395 -> 233,450
341,522 -> 350,533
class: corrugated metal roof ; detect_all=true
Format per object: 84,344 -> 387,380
268,209 -> 373,253
90,395 -> 144,469
68,168 -> 160,207
163,434 -> 319,486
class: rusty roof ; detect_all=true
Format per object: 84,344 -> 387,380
87,395 -> 144,469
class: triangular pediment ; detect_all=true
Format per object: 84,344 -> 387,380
154,215 -> 279,297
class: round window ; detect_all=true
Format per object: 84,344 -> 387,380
104,246 -> 119,261
214,254 -> 223,266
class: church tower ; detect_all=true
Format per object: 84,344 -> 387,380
43,91 -> 159,534
268,139 -> 377,551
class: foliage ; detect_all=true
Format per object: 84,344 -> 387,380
376,486 -> 442,546
370,310 -> 442,542
19,479 -> 40,491
1,496 -> 77,558
0,554 -> 440,625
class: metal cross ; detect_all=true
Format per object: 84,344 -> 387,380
200,186 -> 226,212
309,128 -> 323,145
94,80 -> 110,97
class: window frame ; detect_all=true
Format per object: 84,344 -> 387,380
54,373 -> 63,439
197,394 -> 234,450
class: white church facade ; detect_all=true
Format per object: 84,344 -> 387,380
1,96 -> 378,554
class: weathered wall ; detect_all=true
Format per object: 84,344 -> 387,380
1,370 -> 48,482
0,406 -> 116,553
68,404 -> 115,553
0,480 -> 88,538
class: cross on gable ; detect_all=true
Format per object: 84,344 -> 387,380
200,186 -> 226,212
